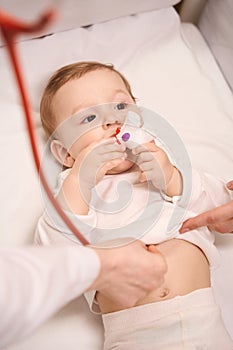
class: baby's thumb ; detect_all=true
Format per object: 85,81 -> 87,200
139,171 -> 147,183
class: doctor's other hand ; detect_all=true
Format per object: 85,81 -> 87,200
180,180 -> 233,234
89,240 -> 167,308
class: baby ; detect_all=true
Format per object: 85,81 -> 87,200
36,61 -> 233,349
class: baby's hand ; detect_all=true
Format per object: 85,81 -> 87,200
71,138 -> 126,190
132,140 -> 182,196
58,138 -> 126,215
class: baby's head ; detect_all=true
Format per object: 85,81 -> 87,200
40,61 -> 136,137
40,61 -> 136,170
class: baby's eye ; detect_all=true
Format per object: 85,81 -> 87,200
115,103 -> 128,111
82,115 -> 96,124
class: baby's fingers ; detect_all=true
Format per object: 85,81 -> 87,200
97,158 -> 125,181
100,151 -> 127,163
132,140 -> 160,155
98,138 -> 126,154
87,138 -> 126,164
136,152 -> 154,165
139,172 -> 147,183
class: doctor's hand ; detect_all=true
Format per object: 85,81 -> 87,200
180,181 -> 233,234
132,140 -> 182,197
90,240 -> 167,309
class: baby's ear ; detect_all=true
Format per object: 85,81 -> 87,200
50,140 -> 75,168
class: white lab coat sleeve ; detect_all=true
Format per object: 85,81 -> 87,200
0,245 -> 100,348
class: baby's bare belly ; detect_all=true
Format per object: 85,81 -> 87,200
97,239 -> 211,314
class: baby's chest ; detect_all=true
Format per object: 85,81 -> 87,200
91,175 -> 181,243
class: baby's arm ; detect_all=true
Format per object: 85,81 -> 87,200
57,138 -> 126,215
57,171 -> 89,215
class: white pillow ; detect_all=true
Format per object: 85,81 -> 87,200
0,0 -> 180,45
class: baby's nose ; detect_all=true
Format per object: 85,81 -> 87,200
103,120 -> 121,130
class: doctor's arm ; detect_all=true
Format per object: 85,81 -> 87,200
0,241 -> 166,348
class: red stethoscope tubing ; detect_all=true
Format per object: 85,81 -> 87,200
0,8 -> 89,245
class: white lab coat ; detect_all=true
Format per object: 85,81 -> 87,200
0,245 -> 100,348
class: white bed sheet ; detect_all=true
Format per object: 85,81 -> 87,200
1,6 -> 233,349
173,22 -> 233,337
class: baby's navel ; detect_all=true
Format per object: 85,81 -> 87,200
159,287 -> 170,298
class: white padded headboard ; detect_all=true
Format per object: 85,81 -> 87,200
0,0 -> 180,45
198,0 -> 233,91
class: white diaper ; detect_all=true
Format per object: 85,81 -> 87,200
102,288 -> 233,350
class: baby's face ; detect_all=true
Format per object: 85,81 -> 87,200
52,69 -> 135,173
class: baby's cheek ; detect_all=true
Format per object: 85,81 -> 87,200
71,131 -> 101,156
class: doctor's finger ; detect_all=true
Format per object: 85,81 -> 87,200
180,201 -> 233,232
209,218 -> 233,234
227,180 -> 233,191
